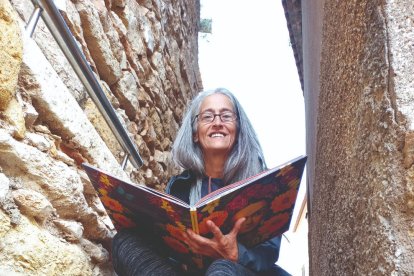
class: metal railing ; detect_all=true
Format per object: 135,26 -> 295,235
27,0 -> 143,169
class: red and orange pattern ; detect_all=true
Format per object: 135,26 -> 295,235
271,189 -> 298,213
113,213 -> 136,228
100,196 -> 124,212
166,223 -> 186,240
163,236 -> 189,254
83,155 -> 307,269
226,194 -> 249,213
198,211 -> 228,235
201,199 -> 220,214
277,164 -> 299,185
258,212 -> 290,237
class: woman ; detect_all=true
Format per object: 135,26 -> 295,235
112,88 -> 290,275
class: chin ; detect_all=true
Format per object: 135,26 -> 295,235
206,147 -> 231,153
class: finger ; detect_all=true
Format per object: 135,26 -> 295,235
207,220 -> 224,240
187,228 -> 206,240
181,231 -> 191,245
230,217 -> 246,236
185,229 -> 201,246
178,230 -> 187,240
186,236 -> 213,255
187,228 -> 195,235
184,234 -> 201,253
186,228 -> 210,245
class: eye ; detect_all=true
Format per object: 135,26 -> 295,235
200,112 -> 214,121
221,112 -> 235,121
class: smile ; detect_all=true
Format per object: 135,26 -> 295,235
210,133 -> 225,138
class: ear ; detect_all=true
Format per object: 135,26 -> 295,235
193,133 -> 199,143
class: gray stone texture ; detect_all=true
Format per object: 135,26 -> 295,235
0,0 -> 202,274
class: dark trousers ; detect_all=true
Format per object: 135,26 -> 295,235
112,229 -> 291,276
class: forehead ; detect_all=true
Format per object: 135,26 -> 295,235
199,94 -> 234,112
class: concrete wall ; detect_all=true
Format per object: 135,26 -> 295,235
0,0 -> 201,274
306,0 -> 414,274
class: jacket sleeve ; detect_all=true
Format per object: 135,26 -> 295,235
237,236 -> 282,272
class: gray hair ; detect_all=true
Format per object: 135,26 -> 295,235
171,88 -> 266,184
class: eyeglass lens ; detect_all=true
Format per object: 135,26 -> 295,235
197,112 -> 236,123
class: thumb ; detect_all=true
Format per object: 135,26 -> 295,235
230,217 -> 246,236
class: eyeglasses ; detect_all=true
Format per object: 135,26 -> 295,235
194,111 -> 237,124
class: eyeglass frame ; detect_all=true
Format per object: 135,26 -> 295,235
193,111 -> 238,124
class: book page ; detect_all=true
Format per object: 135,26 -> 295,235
195,168 -> 274,206
193,155 -> 307,248
83,164 -> 201,267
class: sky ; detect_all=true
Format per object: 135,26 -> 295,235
198,1 -> 307,272
198,0 -> 305,168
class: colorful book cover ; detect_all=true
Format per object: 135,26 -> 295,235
83,155 -> 307,268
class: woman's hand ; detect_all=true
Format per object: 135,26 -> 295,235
183,217 -> 246,262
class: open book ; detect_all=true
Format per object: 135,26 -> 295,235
83,155 -> 307,268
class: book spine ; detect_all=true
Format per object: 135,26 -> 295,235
189,207 -> 204,268
190,207 -> 199,234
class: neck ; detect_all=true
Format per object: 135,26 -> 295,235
204,154 -> 226,179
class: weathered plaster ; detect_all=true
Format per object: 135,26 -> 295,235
309,0 -> 414,274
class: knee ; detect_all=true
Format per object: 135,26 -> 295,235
112,229 -> 138,254
112,230 -> 130,275
206,259 -> 238,275
111,230 -> 143,266
112,229 -> 152,275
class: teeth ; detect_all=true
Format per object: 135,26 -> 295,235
211,133 -> 224,138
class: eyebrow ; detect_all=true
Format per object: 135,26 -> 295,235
200,107 -> 234,113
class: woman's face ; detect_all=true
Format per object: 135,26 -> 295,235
194,94 -> 237,157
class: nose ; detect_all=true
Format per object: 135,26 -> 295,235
212,114 -> 223,124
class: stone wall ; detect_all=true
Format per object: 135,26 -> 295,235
309,0 -> 414,274
0,0 -> 202,274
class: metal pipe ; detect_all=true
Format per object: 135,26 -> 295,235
25,6 -> 42,37
121,153 -> 130,170
30,0 -> 143,168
